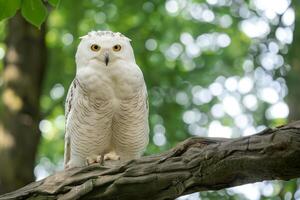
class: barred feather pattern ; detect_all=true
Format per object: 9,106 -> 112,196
64,78 -> 148,168
112,89 -> 149,161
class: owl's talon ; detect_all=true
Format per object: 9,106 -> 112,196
85,155 -> 103,166
104,152 -> 120,161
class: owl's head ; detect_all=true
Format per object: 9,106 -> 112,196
75,31 -> 135,68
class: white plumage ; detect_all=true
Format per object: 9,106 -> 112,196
64,31 -> 149,169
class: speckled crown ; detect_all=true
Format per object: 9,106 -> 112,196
79,30 -> 131,42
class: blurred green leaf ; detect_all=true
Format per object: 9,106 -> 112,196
48,0 -> 60,7
0,0 -> 21,21
21,0 -> 47,28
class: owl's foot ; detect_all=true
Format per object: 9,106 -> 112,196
85,154 -> 103,166
104,151 -> 120,161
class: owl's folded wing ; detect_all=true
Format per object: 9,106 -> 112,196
64,78 -> 77,168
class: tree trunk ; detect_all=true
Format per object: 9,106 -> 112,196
0,13 -> 46,194
287,2 -> 300,120
0,121 -> 299,200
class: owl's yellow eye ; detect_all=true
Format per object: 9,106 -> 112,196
113,44 -> 121,52
91,44 -> 100,51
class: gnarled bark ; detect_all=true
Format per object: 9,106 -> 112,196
0,121 -> 300,200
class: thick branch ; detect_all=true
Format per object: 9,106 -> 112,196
1,121 -> 300,200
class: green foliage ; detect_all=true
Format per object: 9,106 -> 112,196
48,0 -> 60,7
0,0 -> 21,21
21,0 -> 47,27
0,0 -> 56,28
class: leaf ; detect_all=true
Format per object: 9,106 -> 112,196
0,0 -> 21,21
21,0 -> 48,28
48,0 -> 60,7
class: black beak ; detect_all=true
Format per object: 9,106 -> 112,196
105,55 -> 109,66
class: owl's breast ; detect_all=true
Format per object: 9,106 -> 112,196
109,62 -> 145,99
76,62 -> 145,100
76,67 -> 115,99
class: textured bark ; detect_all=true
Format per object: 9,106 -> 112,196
0,13 -> 46,193
0,121 -> 300,200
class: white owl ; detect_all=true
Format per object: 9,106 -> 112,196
64,31 -> 149,169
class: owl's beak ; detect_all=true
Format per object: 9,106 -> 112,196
104,54 -> 109,66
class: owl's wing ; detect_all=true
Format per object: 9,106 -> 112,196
145,88 -> 149,114
65,79 -> 77,121
64,79 -> 77,168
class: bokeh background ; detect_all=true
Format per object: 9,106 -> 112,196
0,0 -> 300,199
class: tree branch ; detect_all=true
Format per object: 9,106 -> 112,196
1,121 -> 300,200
